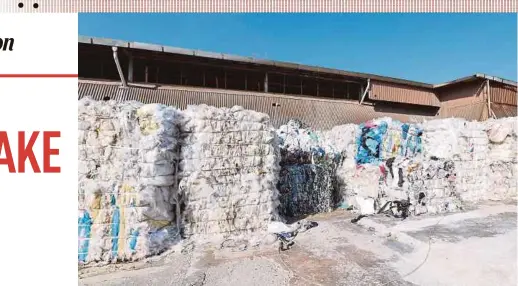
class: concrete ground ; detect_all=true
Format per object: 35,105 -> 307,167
79,202 -> 517,286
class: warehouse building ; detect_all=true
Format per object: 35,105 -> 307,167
78,36 -> 517,129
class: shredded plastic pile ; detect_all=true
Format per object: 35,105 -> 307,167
179,105 -> 281,238
78,97 -> 180,264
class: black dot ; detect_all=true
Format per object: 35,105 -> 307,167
18,2 -> 24,8
33,3 -> 38,8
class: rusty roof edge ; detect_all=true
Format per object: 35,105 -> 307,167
475,73 -> 517,87
433,74 -> 518,88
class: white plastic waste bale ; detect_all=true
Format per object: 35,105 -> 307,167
485,117 -> 518,201
324,124 -> 358,154
335,158 -> 357,206
452,120 -> 490,202
405,157 -> 462,215
179,105 -> 281,238
78,97 -> 180,264
486,117 -> 517,162
486,162 -> 517,200
454,160 -> 490,202
340,164 -> 382,212
422,118 -> 465,159
277,120 -> 329,153
324,124 -> 358,205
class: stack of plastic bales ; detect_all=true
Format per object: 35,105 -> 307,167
486,117 -> 518,200
405,156 -> 462,214
78,97 -> 180,264
422,118 -> 463,159
324,124 -> 358,207
343,118 -> 427,215
276,120 -> 341,217
178,105 -> 280,238
380,120 -> 423,160
453,120 -> 490,202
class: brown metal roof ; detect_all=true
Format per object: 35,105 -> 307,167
79,36 -> 436,89
78,80 -> 434,129
79,36 -> 517,89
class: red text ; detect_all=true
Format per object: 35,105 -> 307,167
0,131 -> 61,173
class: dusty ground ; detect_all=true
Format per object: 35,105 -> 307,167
79,202 -> 517,286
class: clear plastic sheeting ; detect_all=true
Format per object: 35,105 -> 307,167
178,105 -> 281,238
78,97 -> 181,264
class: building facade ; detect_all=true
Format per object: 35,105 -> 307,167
78,36 -> 517,129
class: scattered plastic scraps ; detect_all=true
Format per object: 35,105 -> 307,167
267,220 -> 318,251
351,199 -> 411,223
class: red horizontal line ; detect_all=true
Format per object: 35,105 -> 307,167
0,74 -> 78,78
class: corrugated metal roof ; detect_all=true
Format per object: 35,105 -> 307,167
78,80 -> 434,129
79,36 -> 518,89
370,80 -> 441,107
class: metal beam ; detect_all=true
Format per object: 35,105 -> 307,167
112,47 -> 127,87
128,56 -> 134,82
360,78 -> 371,104
264,73 -> 268,93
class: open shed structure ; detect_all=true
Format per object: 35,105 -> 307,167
78,36 -> 517,129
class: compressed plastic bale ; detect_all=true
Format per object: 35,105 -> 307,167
78,97 -> 181,264
483,117 -> 518,201
179,105 -> 280,238
404,157 -> 462,215
278,164 -> 335,217
422,118 -> 465,159
276,120 -> 341,217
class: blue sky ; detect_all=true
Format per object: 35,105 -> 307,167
79,13 -> 517,84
